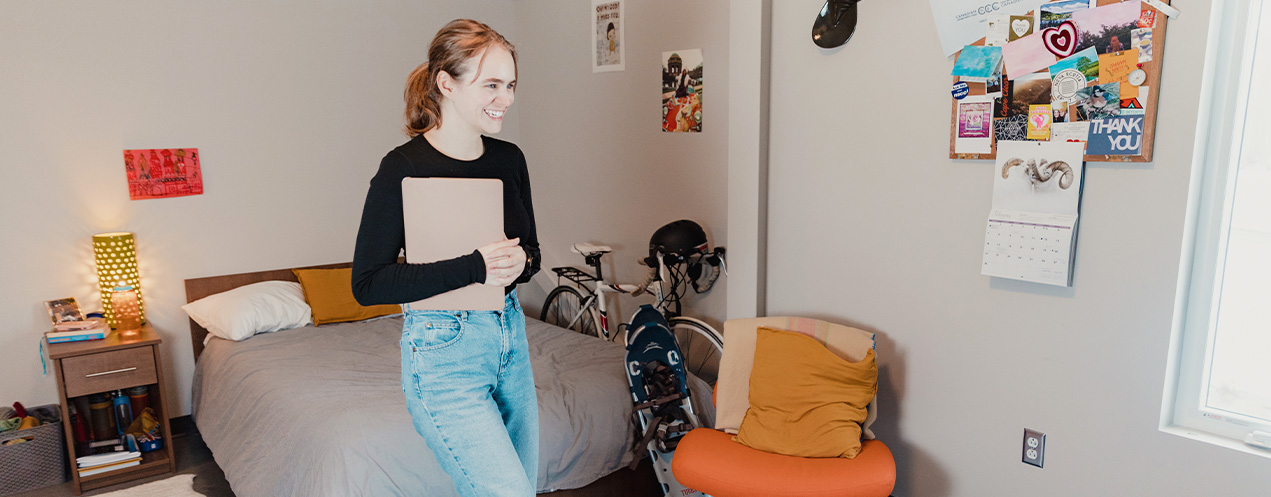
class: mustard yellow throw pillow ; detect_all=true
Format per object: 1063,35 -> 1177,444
734,326 -> 878,458
292,268 -> 400,325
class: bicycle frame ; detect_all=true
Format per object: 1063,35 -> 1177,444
555,254 -> 675,340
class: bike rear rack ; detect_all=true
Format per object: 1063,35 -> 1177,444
551,266 -> 598,286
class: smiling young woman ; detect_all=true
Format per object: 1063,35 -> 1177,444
351,19 -> 542,497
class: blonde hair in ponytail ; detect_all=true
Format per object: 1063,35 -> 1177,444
404,19 -> 517,136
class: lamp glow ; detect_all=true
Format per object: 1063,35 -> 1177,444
93,232 -> 145,329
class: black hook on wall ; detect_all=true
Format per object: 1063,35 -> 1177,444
812,0 -> 862,49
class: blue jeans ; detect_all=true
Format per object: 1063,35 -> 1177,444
400,291 -> 539,497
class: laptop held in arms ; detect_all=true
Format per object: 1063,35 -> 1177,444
401,177 -> 505,311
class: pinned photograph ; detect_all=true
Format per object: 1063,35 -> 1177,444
592,0 -> 624,72
1039,0 -> 1092,30
986,75 -> 1004,98
1008,15 -> 1035,42
1132,28 -> 1154,63
1050,47 -> 1099,81
1009,72 -> 1052,117
661,49 -> 703,133
1071,1 -> 1139,54
952,45 -> 1004,79
1052,100 -> 1070,124
1072,82 -> 1121,121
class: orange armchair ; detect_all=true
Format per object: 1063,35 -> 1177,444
671,317 -> 896,497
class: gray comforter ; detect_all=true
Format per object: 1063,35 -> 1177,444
192,316 -> 712,497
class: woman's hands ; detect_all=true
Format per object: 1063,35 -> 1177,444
478,238 -> 526,287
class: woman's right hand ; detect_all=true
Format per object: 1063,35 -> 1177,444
478,238 -> 524,286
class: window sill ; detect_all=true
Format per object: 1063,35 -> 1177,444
1160,424 -> 1271,460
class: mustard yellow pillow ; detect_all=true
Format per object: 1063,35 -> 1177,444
734,326 -> 877,458
291,268 -> 400,325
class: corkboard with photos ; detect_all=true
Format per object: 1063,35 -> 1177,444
948,0 -> 1170,162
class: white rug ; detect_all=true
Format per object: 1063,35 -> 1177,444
91,474 -> 201,497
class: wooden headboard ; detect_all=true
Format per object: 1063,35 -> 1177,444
184,261 -> 352,361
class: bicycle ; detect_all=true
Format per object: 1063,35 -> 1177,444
540,226 -> 727,385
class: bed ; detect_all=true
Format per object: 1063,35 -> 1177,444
186,262 -> 713,497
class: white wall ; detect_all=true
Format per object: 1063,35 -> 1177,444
513,0 -> 730,328
0,0 -> 518,417
761,1 -> 1271,495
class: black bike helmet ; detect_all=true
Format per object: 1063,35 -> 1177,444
649,220 -> 708,260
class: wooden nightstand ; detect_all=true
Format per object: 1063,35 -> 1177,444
48,325 -> 176,494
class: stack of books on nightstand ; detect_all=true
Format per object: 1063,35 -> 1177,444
46,318 -> 109,344
76,449 -> 141,477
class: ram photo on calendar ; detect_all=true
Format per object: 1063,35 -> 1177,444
992,141 -> 1085,217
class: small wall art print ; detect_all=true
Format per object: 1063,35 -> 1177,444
592,0 -> 624,73
662,49 -> 703,133
124,148 -> 203,200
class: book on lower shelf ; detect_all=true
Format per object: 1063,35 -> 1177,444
77,450 -> 142,477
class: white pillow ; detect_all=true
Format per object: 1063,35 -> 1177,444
181,280 -> 312,341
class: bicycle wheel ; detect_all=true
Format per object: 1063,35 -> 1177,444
541,286 -> 603,338
667,317 -> 724,387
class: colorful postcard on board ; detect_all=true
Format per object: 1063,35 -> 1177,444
1132,28 -> 1154,63
661,49 -> 703,133
1072,83 -> 1121,121
1038,0 -> 1093,30
1003,32 -> 1057,78
592,0 -> 624,72
1098,51 -> 1139,99
1050,47 -> 1099,81
1070,1 -> 1139,54
1009,72 -> 1052,117
1027,104 -> 1052,140
1120,86 -> 1149,116
994,77 -> 1014,118
956,97 -> 994,154
952,45 -> 1004,79
995,114 -> 1030,142
986,75 -> 1004,98
124,148 -> 203,200
1087,115 -> 1144,155
1008,15 -> 1035,41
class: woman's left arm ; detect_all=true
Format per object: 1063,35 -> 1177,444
514,154 -> 540,284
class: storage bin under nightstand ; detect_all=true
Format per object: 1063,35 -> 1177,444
0,410 -> 66,496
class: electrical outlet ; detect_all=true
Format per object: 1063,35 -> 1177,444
1022,429 -> 1046,468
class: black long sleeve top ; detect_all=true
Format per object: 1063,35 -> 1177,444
351,134 -> 540,306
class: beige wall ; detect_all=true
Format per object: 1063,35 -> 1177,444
0,0 -> 519,416
513,0 -> 731,328
759,0 -> 1271,495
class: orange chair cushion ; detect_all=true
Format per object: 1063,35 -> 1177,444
672,428 -> 896,497
734,327 -> 877,458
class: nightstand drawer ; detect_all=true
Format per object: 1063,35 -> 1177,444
61,346 -> 158,398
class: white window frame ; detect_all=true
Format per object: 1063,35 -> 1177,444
1162,0 -> 1271,457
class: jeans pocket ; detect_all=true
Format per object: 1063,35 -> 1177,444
408,314 -> 465,352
